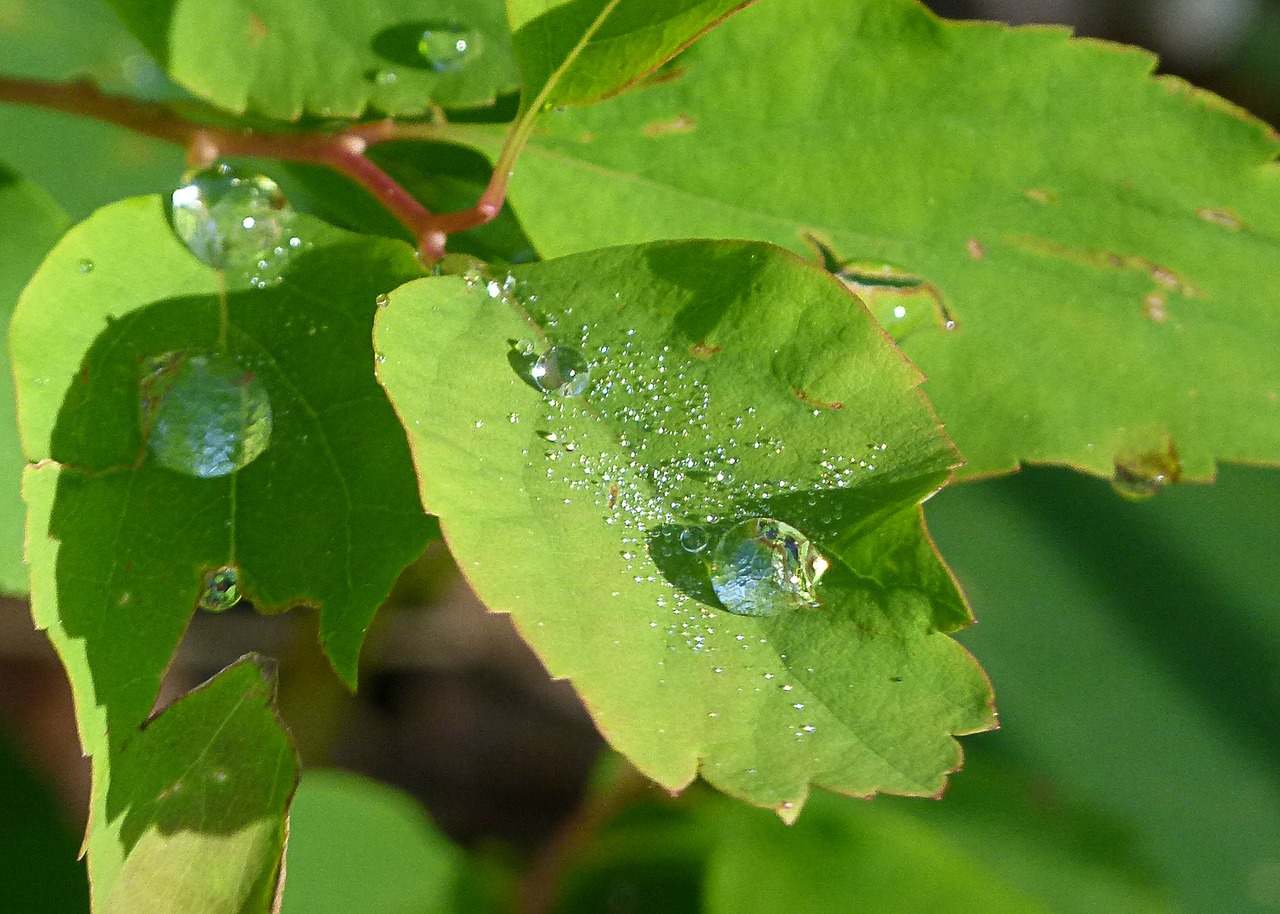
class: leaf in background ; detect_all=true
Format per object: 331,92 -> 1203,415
704,793 -> 1048,914
927,465 -> 1280,914
465,0 -> 1280,481
102,656 -> 297,914
0,166 -> 68,595
12,197 -> 434,894
102,0 -> 519,120
375,240 -> 995,811
282,770 -> 465,914
508,0 -> 754,113
555,756 -> 1171,914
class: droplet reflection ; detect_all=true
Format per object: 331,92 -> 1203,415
140,351 -> 273,479
710,518 -> 828,616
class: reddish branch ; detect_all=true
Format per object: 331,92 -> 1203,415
0,74 -> 504,261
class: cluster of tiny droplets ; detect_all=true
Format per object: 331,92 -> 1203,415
247,235 -> 308,289
490,278 -> 896,748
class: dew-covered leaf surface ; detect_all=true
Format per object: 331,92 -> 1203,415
282,770 -> 465,914
0,166 -> 68,595
375,240 -> 995,810
508,0 -> 754,112
469,0 -> 1280,481
103,0 -> 518,119
100,656 -> 297,914
12,196 -> 433,894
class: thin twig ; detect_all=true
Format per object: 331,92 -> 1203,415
517,763 -> 656,914
0,75 -> 505,261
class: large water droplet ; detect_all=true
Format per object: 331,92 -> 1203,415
532,346 -> 590,397
140,351 -> 273,478
167,165 -> 291,269
710,518 -> 828,616
418,21 -> 481,73
199,566 -> 241,612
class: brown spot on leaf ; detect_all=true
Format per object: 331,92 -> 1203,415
1023,188 -> 1059,204
967,238 -> 986,260
1008,235 -> 1203,300
643,114 -> 697,138
792,388 -> 844,411
247,14 -> 268,46
1144,293 -> 1168,323
1197,208 -> 1245,230
689,340 -> 721,359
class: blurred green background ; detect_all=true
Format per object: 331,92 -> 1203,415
1,1 -> 1278,912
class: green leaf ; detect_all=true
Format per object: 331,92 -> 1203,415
101,656 -> 298,914
471,0 -> 1280,480
508,0 -> 754,113
282,770 -> 465,914
555,756 -> 1171,914
102,0 -> 519,120
375,240 -> 995,811
886,750 -> 1172,914
12,196 -> 434,892
928,465 -> 1280,914
0,166 -> 69,595
704,792 -> 1048,914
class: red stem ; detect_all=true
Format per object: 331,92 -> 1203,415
0,75 -> 505,261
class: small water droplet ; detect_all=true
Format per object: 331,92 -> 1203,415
140,351 -> 273,478
679,526 -> 709,553
78,258 -> 94,274
515,338 -> 537,357
531,346 -> 591,398
199,566 -> 240,612
373,69 -> 398,86
167,165 -> 291,270
375,293 -> 390,308
418,21 -> 481,73
709,518 -> 828,617
1112,447 -> 1181,501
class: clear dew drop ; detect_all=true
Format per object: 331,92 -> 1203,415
375,293 -> 390,308
679,526 -> 709,553
139,351 -> 273,479
514,338 -> 537,357
199,566 -> 241,613
78,258 -> 95,274
531,346 -> 591,398
167,164 -> 292,270
709,518 -> 829,617
418,21 -> 481,73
